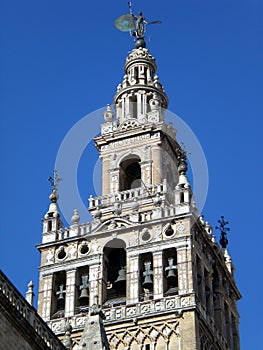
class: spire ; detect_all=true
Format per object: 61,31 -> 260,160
25,280 -> 34,305
47,170 -> 62,214
176,143 -> 190,186
77,296 -> 110,350
42,170 -> 63,242
114,46 -> 168,125
216,216 -> 234,273
216,216 -> 230,249
62,322 -> 73,349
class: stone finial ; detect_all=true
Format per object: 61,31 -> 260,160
104,104 -> 114,122
153,192 -> 162,206
71,209 -> 80,225
131,199 -> 139,212
176,143 -> 191,186
47,170 -> 62,214
93,207 -> 102,220
216,216 -> 230,249
62,322 -> 73,349
25,280 -> 34,306
113,198 -> 122,216
149,92 -> 160,111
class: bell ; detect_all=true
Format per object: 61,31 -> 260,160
165,258 -> 177,286
56,284 -> 66,300
167,269 -> 177,278
142,262 -> 153,290
79,275 -> 89,303
114,267 -> 126,285
79,288 -> 89,300
56,284 -> 66,310
142,275 -> 153,289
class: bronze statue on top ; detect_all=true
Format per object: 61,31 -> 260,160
114,2 -> 161,48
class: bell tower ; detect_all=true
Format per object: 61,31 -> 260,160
36,9 -> 241,350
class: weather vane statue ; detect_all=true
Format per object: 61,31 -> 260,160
114,2 -> 161,48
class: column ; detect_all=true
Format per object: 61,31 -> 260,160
65,269 -> 77,317
151,145 -> 162,184
177,246 -> 191,295
102,155 -> 110,195
140,160 -> 152,187
126,254 -> 139,304
153,251 -> 164,299
109,168 -> 119,193
205,270 -> 214,317
89,263 -> 101,305
136,92 -> 142,118
138,65 -> 145,84
38,274 -> 53,321
213,275 -> 224,334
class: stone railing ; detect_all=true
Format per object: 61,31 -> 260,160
88,181 -> 168,209
0,269 -> 66,350
56,202 -> 193,241
103,294 -> 194,322
48,294 -> 195,335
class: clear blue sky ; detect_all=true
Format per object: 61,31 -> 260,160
0,0 -> 262,348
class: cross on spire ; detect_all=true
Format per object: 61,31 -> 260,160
48,170 -> 62,192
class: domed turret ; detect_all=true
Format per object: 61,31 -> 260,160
114,47 -> 168,125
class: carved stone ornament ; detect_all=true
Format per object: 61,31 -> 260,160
140,228 -> 152,242
68,244 -> 77,259
126,47 -> 156,65
176,223 -> 185,234
46,249 -> 54,264
78,241 -> 90,256
56,246 -> 67,261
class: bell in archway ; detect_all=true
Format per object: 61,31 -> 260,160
114,266 -> 126,296
79,288 -> 89,300
79,275 -> 89,304
114,267 -> 126,285
56,284 -> 66,310
165,258 -> 178,286
142,261 -> 153,290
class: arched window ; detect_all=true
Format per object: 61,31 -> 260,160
51,271 -> 66,319
163,248 -> 178,296
119,156 -> 141,191
75,266 -> 89,314
103,239 -> 127,306
139,253 -> 153,301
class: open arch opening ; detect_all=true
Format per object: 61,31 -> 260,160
119,156 -> 141,191
103,239 -> 127,306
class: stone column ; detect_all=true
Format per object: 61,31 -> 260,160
177,245 -> 191,295
138,65 -> 145,84
224,302 -> 232,346
126,254 -> 139,304
140,160 -> 152,187
153,251 -> 164,299
38,274 -> 53,321
151,145 -> 162,184
213,275 -> 224,334
102,155 -> 110,195
205,271 -> 214,317
65,269 -> 77,317
89,263 -> 101,306
136,92 -> 142,118
109,168 -> 119,194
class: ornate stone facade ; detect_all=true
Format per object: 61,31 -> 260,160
37,43 -> 241,349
